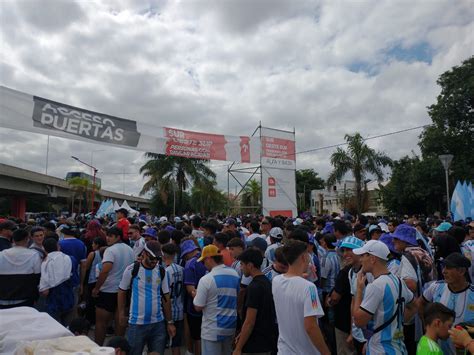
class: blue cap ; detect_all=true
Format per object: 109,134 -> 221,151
434,222 -> 452,232
391,224 -> 417,246
250,237 -> 268,253
337,236 -> 364,249
143,227 -> 157,239
165,225 -> 176,232
369,225 -> 382,235
379,233 -> 398,254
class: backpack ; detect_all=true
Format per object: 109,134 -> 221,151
403,246 -> 434,290
127,261 -> 166,306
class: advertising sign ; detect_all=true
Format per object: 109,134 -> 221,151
261,127 -> 297,217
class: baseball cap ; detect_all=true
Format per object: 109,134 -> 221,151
444,252 -> 471,268
158,216 -> 168,224
115,208 -> 129,216
293,218 -> 303,226
378,222 -> 389,233
174,216 -> 182,223
165,225 -> 176,232
143,227 -> 157,239
353,240 -> 390,261
197,244 -> 220,262
338,236 -> 364,249
435,222 -> 452,232
391,224 -> 417,246
368,225 -> 382,235
144,241 -> 162,258
321,222 -> 334,235
250,237 -> 268,253
269,227 -> 283,240
180,240 -> 199,258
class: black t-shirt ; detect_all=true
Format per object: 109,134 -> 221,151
332,265 -> 352,333
242,274 -> 277,353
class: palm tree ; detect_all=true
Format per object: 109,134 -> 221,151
190,181 -> 227,215
327,133 -> 392,214
67,176 -> 89,213
140,153 -> 216,214
241,179 -> 261,212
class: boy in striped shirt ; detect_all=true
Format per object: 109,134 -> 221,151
162,243 -> 185,355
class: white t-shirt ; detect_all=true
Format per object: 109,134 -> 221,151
132,237 -> 146,259
272,275 -> 324,355
100,242 -> 134,293
399,255 -> 417,282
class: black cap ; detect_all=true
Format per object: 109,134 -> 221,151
444,252 -> 471,268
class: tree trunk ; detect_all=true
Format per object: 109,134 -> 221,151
355,179 -> 362,215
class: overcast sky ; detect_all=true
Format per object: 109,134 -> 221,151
0,0 -> 472,197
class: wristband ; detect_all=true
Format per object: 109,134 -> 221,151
167,320 -> 175,325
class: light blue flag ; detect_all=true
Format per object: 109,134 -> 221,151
451,181 -> 465,221
469,182 -> 474,219
462,181 -> 471,219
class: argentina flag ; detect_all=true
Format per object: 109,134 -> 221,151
451,181 -> 465,221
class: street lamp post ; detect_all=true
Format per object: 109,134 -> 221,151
72,156 -> 99,216
438,154 -> 453,216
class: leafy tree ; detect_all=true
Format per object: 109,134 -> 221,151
381,155 -> 445,215
190,181 -> 227,215
296,169 -> 324,211
140,154 -> 216,214
419,56 -> 474,181
327,133 -> 392,214
241,179 -> 261,213
67,176 -> 89,213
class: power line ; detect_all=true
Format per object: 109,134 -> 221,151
209,124 -> 431,168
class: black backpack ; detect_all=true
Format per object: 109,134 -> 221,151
127,261 -> 166,306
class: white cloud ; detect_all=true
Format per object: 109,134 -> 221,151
0,0 -> 472,196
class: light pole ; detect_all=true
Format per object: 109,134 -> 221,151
72,156 -> 99,216
439,154 -> 453,216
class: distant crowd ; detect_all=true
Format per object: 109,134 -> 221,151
0,210 -> 473,355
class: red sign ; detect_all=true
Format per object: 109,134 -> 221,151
268,188 -> 276,197
261,136 -> 295,161
240,136 -> 250,163
268,177 -> 276,186
164,127 -> 227,160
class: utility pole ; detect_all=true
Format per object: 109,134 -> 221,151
439,154 -> 453,216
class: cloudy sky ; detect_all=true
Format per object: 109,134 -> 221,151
0,0 -> 472,197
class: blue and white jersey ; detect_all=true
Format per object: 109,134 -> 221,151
166,263 -> 184,321
88,250 -> 101,284
231,259 -> 242,277
387,258 -> 401,277
119,263 -> 170,325
265,242 -> 281,265
321,249 -> 340,293
462,240 -> 474,282
360,273 -> 414,355
423,281 -> 474,355
262,264 -> 283,283
193,264 -> 240,341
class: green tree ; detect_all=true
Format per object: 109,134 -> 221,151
241,179 -> 261,212
419,56 -> 474,181
327,133 -> 392,214
190,181 -> 227,215
140,154 -> 216,214
381,155 -> 445,215
67,176 -> 89,213
296,169 -> 325,211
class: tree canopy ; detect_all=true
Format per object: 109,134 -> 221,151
296,169 -> 324,211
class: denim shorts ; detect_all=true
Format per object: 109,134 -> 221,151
127,321 -> 166,355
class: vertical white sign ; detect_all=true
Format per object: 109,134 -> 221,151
261,127 -> 297,218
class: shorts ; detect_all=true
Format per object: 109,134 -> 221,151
95,292 -> 118,313
166,320 -> 184,348
187,314 -> 202,340
127,321 -> 166,355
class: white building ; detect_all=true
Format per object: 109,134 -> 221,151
310,180 -> 389,215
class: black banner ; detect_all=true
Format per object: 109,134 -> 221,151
32,96 -> 140,147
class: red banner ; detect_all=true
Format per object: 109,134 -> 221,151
261,136 -> 295,161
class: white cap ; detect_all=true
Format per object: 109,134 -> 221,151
353,240 -> 390,261
158,216 -> 168,223
378,222 -> 389,233
269,227 -> 283,239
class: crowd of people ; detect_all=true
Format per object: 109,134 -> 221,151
0,209 -> 473,355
